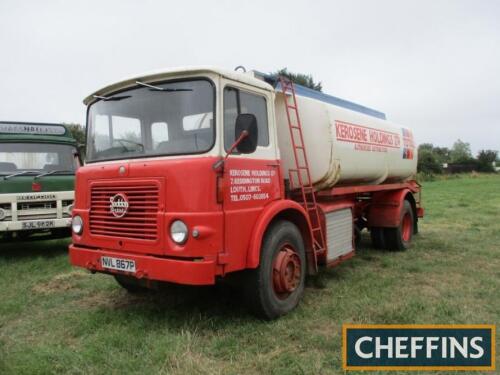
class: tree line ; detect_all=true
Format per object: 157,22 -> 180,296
418,139 -> 498,174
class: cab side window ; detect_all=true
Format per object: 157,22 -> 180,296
223,87 -> 269,152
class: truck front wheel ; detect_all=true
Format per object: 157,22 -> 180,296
245,220 -> 306,320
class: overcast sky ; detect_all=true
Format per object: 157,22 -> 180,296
0,0 -> 498,153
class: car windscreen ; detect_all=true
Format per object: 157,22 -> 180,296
86,79 -> 215,162
0,143 -> 78,174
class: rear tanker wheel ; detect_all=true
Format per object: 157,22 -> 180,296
385,200 -> 414,251
370,227 -> 386,249
244,220 -> 306,320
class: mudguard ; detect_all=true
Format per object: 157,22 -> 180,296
246,199 -> 312,269
367,188 -> 414,228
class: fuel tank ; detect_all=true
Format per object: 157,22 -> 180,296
274,85 -> 417,190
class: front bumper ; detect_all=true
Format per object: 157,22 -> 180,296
69,245 -> 217,285
0,218 -> 71,232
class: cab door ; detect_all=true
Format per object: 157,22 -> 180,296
221,81 -> 282,273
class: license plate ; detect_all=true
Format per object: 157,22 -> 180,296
101,256 -> 136,273
22,220 -> 55,230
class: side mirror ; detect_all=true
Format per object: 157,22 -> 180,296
212,113 -> 259,170
235,113 -> 258,154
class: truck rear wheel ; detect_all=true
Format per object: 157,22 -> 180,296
385,200 -> 414,251
370,227 -> 386,249
244,220 -> 306,320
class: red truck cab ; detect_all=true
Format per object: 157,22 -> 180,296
70,67 -> 423,319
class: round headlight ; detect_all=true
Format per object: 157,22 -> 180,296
170,220 -> 188,244
72,215 -> 83,235
0,208 -> 5,221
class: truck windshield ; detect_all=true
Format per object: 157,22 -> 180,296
86,79 -> 215,162
0,143 -> 78,175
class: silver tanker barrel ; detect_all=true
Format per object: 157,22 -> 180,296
274,83 -> 418,190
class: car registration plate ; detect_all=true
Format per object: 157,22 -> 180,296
22,220 -> 55,230
101,256 -> 136,273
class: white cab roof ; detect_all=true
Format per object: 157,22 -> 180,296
83,66 -> 273,105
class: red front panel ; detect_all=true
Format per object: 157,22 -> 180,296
72,157 -> 223,261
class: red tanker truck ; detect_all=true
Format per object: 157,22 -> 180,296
69,67 -> 423,319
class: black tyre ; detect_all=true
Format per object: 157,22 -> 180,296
114,275 -> 149,294
244,220 -> 306,320
384,200 -> 414,251
370,227 -> 386,249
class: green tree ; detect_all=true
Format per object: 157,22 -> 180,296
449,139 -> 473,163
418,143 -> 434,153
417,147 -> 442,174
433,146 -> 450,164
417,143 -> 443,174
272,68 -> 323,92
65,123 -> 86,159
65,123 -> 86,145
476,149 -> 498,172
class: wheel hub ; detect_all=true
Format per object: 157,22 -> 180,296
272,245 -> 301,296
402,212 -> 412,242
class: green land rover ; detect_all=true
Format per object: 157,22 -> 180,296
0,121 -> 80,241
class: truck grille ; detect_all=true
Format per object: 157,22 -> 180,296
89,183 -> 159,241
17,201 -> 57,220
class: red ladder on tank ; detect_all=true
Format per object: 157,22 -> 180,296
279,77 -> 327,267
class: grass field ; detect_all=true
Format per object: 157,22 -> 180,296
0,174 -> 499,374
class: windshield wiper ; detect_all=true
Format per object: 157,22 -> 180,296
35,170 -> 74,179
2,171 -> 39,180
135,81 -> 193,92
93,83 -> 192,102
93,95 -> 132,101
